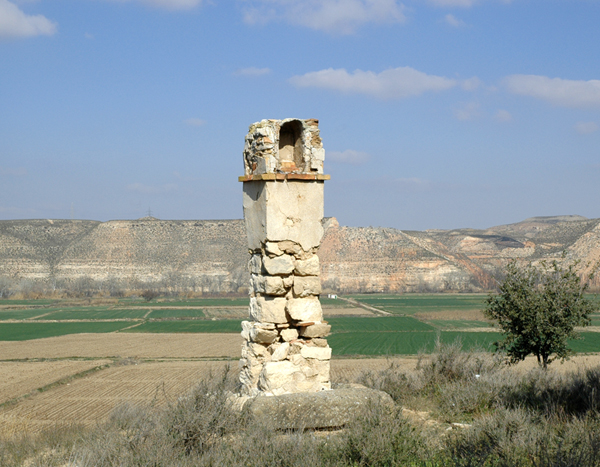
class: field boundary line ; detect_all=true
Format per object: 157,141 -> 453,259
115,321 -> 148,332
337,297 -> 392,316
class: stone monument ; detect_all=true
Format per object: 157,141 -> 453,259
236,119 -> 394,429
238,118 -> 331,397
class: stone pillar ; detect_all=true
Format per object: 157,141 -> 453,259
238,119 -> 331,397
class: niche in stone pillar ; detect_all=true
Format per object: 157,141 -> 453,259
278,120 -> 303,172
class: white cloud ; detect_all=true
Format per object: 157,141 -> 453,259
455,101 -> 480,120
84,32 -> 94,39
504,74 -> 600,109
0,0 -> 57,38
494,109 -> 512,122
328,150 -> 371,165
183,118 -> 206,127
574,121 -> 599,135
234,67 -> 271,77
111,0 -> 203,10
127,183 -> 178,194
461,76 -> 481,91
444,13 -> 466,27
289,66 -> 460,99
243,0 -> 405,35
0,166 -> 27,176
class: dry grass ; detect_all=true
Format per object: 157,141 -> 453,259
0,333 -> 243,359
323,307 -> 375,317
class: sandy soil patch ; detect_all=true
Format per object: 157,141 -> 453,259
323,307 -> 375,317
0,333 -> 243,360
0,360 -> 111,404
203,308 -> 248,319
414,310 -> 488,321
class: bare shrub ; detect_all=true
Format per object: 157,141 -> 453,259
165,366 -> 247,455
331,402 -> 428,466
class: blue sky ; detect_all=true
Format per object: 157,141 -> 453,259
1,0 -> 599,230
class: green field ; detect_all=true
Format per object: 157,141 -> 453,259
123,320 -> 242,334
147,309 -> 206,319
35,307 -> 150,320
0,322 -> 132,341
327,316 -> 434,332
426,320 -> 493,330
349,294 -> 488,314
124,298 -> 248,307
329,331 -> 502,356
0,309 -> 51,320
2,294 -> 600,356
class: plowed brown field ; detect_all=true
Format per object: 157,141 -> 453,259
0,361 -> 231,435
0,333 -> 243,360
0,358 -> 417,434
0,360 -> 111,404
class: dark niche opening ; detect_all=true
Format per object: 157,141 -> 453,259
278,120 -> 303,171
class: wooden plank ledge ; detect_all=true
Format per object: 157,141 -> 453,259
238,174 -> 330,182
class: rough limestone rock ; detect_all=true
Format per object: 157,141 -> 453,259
263,255 -> 295,276
294,255 -> 320,276
249,296 -> 287,324
286,297 -> 323,322
244,386 -> 394,429
293,275 -> 322,297
298,323 -> 331,338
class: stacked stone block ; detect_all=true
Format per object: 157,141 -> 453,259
238,118 -> 331,397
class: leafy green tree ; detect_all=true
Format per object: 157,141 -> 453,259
484,258 -> 597,369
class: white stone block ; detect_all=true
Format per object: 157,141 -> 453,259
250,274 -> 265,294
294,255 -> 320,276
242,181 -> 324,251
241,320 -> 253,341
298,323 -> 331,338
263,254 -> 294,275
248,254 -> 263,274
293,276 -> 321,297
250,327 -> 279,345
265,276 -> 286,295
280,328 -> 299,342
265,242 -> 283,256
270,342 -> 290,361
258,361 -> 297,393
300,346 -> 332,360
286,297 -> 323,322
249,296 -> 287,324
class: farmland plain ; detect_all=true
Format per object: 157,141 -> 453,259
1,294 -> 600,434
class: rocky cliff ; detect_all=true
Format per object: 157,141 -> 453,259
1,215 -> 599,295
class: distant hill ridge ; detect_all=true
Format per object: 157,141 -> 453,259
1,216 -> 599,295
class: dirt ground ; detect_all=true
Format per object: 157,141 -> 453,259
0,360 -> 111,404
414,310 -> 488,321
0,358 -> 416,435
323,307 -> 375,317
0,333 -> 243,360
